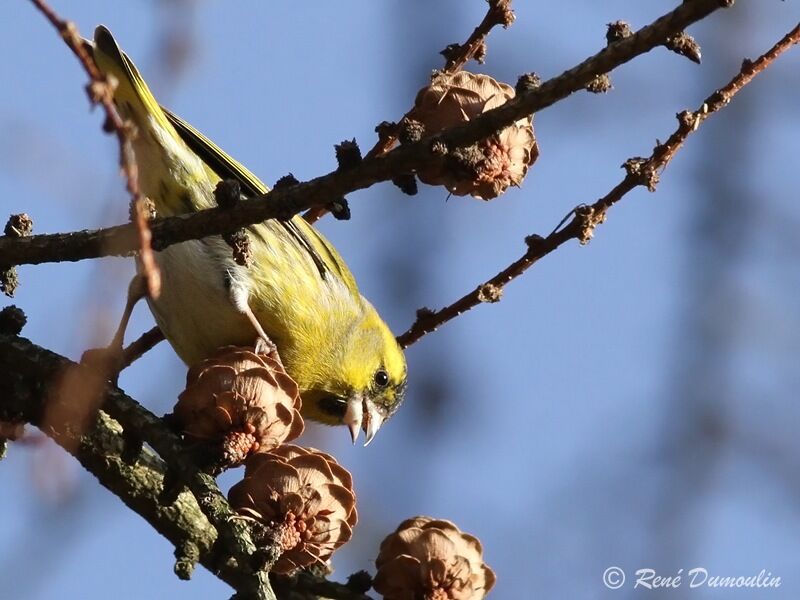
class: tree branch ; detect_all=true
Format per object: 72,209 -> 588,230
0,334 -> 371,599
0,335 -> 234,585
0,0 -> 732,270
397,19 -> 800,348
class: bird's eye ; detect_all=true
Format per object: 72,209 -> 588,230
374,369 -> 389,388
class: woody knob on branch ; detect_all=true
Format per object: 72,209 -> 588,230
171,346 -> 304,468
374,516 -> 496,600
412,71 -> 538,200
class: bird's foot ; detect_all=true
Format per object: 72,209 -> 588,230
80,344 -> 125,384
241,302 -> 282,362
254,335 -> 279,360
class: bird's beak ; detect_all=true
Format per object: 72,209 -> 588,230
344,398 -> 362,445
344,396 -> 384,446
363,400 -> 384,446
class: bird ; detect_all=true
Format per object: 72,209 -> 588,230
90,25 -> 406,445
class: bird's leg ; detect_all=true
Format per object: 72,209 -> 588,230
81,274 -> 147,381
241,303 -> 280,360
110,274 -> 148,350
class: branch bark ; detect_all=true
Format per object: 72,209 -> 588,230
0,335 -> 233,585
0,334 -> 375,599
0,335 -> 380,599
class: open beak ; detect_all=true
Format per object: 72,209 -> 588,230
344,397 -> 384,446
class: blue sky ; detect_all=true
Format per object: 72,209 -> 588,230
2,1 -> 800,599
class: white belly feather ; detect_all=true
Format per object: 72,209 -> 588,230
144,236 -> 255,365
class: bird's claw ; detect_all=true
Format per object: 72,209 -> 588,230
254,336 -> 278,359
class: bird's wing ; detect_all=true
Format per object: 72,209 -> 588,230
164,109 -> 360,296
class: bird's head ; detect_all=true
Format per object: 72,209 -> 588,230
299,305 -> 407,445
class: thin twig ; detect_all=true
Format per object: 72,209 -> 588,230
120,326 -> 165,370
28,0 -> 161,298
441,0 -> 515,72
397,20 -> 800,348
1,0 -> 732,268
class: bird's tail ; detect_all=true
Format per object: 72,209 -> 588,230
91,25 -> 173,133
89,26 -> 215,215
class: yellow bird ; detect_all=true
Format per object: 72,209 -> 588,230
91,26 -> 406,444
